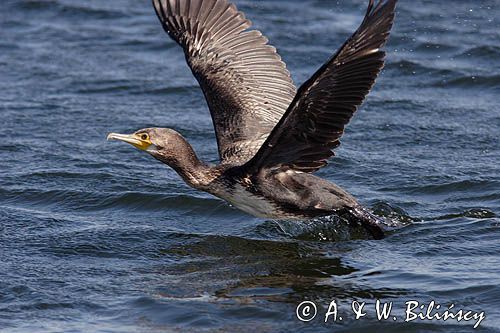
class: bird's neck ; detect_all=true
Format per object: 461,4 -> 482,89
153,141 -> 214,190
172,158 -> 212,190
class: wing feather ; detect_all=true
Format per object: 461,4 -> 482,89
244,0 -> 397,173
153,0 -> 296,164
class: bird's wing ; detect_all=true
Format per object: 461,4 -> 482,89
152,0 -> 296,164
243,0 -> 397,174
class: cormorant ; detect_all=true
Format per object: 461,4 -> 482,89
108,0 -> 398,239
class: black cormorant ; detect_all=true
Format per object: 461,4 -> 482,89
108,0 -> 398,239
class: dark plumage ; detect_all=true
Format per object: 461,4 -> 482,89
153,0 -> 296,164
108,0 -> 398,239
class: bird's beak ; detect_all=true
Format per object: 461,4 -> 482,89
107,133 -> 152,151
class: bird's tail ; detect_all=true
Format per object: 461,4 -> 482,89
339,205 -> 388,240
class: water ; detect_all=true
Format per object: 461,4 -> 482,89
0,0 -> 499,332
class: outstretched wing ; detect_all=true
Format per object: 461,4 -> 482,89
244,0 -> 397,173
153,0 -> 296,164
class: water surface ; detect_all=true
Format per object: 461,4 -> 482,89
0,0 -> 499,332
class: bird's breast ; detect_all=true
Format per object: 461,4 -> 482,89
217,183 -> 290,219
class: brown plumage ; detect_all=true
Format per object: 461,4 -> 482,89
153,0 -> 296,164
108,0 -> 399,240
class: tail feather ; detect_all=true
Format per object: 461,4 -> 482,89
339,205 -> 388,240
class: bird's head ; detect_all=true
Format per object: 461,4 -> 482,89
107,128 -> 207,188
107,128 -> 194,165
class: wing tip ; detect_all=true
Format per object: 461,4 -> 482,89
364,0 -> 398,21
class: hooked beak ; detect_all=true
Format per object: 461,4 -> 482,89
107,133 -> 152,151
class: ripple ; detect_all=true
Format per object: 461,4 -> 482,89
97,192 -> 221,211
435,208 -> 496,220
256,217 -> 366,242
11,1 -> 129,19
0,187 -> 222,212
2,0 -> 500,331
371,201 -> 417,224
414,41 -> 457,53
457,45 -> 500,61
433,74 -> 500,89
10,0 -> 58,11
73,80 -> 198,96
393,180 -> 498,195
158,234 -> 411,303
385,60 -> 459,77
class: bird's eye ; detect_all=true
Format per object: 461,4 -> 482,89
140,134 -> 149,141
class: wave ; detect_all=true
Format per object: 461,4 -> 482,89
12,1 -> 129,20
0,187 -> 222,212
457,45 -> 500,61
434,208 -> 496,220
385,60 -> 500,90
389,180 -> 499,195
414,42 -> 457,53
73,80 -> 198,96
370,201 -> 417,224
385,60 -> 459,77
432,74 -> 500,89
0,42 -> 21,51
254,213 -> 403,242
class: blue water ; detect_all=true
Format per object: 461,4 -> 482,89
1,0 -> 499,332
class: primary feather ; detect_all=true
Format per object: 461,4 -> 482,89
245,0 -> 397,173
153,0 -> 296,164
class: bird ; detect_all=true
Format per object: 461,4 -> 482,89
107,0 -> 398,239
